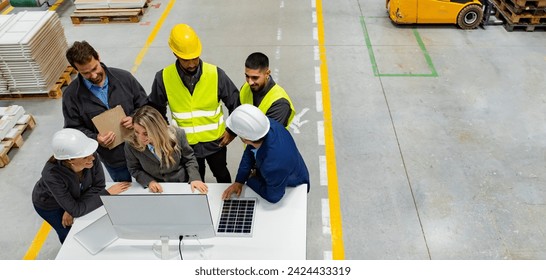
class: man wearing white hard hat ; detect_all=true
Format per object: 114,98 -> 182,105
221,104 -> 310,203
32,128 -> 130,243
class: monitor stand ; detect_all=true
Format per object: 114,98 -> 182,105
152,236 -> 212,260
152,236 -> 179,260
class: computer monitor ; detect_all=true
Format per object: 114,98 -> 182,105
100,193 -> 216,259
100,193 -> 216,239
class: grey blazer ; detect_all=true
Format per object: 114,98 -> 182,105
124,127 -> 201,187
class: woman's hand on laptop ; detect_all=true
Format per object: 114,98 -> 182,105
147,181 -> 163,193
190,180 -> 208,194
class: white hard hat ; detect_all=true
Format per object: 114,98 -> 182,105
226,104 -> 270,141
52,128 -> 98,160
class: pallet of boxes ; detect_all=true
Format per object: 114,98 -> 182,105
0,105 -> 36,168
70,0 -> 150,24
492,0 -> 546,31
0,11 -> 72,99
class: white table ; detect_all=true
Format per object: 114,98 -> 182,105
55,183 -> 307,260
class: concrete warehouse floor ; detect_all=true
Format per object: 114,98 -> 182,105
1,0 -> 546,260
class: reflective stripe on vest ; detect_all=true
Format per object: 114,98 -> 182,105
163,63 -> 224,144
240,82 -> 296,128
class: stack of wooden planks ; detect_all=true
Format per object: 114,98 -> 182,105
0,105 -> 36,168
70,0 -> 149,24
0,11 -> 69,96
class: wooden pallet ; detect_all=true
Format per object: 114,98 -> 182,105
509,0 -> 546,10
70,6 -> 147,24
493,0 -> 546,24
0,115 -> 36,168
503,22 -> 546,30
0,0 -> 9,11
0,66 -> 76,100
493,9 -> 546,30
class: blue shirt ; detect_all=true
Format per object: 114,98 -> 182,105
147,144 -> 160,160
83,76 -> 109,108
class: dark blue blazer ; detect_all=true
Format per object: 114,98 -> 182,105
235,118 -> 310,203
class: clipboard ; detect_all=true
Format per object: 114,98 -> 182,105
91,105 -> 132,149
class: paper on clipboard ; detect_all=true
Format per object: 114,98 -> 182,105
91,105 -> 132,150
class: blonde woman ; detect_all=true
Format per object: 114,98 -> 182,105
124,105 -> 208,193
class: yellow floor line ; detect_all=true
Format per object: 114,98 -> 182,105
19,0 -> 68,260
49,0 -> 65,11
316,0 -> 345,260
1,5 -> 13,15
131,0 -> 176,74
2,0 -> 63,14
25,0 -> 175,260
23,222 -> 51,260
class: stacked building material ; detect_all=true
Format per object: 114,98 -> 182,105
0,69 -> 8,95
0,105 -> 24,140
492,0 -> 546,31
0,105 -> 36,168
74,0 -> 147,9
108,0 -> 147,9
0,11 -> 69,95
71,0 -> 148,24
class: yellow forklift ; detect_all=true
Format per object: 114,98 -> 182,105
386,0 -> 491,29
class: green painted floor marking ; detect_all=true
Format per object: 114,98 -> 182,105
360,16 -> 438,77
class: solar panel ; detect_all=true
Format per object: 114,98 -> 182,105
216,198 -> 256,237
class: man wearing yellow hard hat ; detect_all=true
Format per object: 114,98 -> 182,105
148,24 -> 240,183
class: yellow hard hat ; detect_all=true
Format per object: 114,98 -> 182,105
168,24 -> 202,60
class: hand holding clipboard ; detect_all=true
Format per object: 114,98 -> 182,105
91,105 -> 132,150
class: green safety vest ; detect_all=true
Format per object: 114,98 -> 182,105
163,63 -> 224,145
239,82 -> 295,128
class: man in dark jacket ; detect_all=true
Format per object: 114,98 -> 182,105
63,41 -> 148,182
221,104 -> 310,203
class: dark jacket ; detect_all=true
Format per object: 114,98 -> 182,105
124,127 -> 201,187
147,60 -> 240,158
62,64 -> 148,167
235,119 -> 310,203
32,154 -> 109,217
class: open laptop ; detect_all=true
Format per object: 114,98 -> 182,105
73,213 -> 118,255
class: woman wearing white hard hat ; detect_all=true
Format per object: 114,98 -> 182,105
32,128 -> 130,243
221,104 -> 310,203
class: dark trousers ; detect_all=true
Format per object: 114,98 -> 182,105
103,162 -> 132,182
196,147 -> 231,183
33,205 -> 70,244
